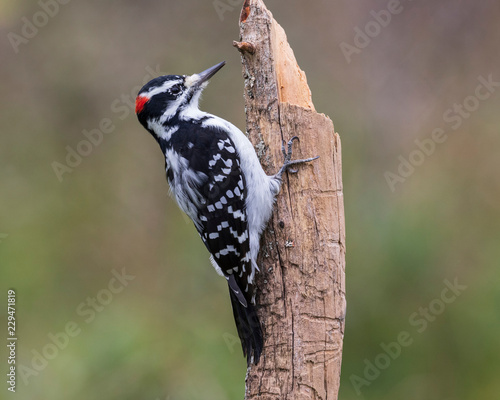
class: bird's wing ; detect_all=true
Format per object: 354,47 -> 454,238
168,122 -> 253,305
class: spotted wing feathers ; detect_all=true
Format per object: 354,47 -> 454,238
165,123 -> 254,304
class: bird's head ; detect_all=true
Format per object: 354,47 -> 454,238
135,61 -> 225,132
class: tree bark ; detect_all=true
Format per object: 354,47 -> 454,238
233,1 -> 346,399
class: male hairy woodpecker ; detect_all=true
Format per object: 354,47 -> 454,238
135,61 -> 318,365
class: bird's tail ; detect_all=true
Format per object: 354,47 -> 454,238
228,287 -> 263,365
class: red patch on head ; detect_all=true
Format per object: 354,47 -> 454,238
135,95 -> 149,114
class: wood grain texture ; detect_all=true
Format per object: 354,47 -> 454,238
236,1 -> 346,399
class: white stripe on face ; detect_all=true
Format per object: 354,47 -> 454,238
145,79 -> 180,98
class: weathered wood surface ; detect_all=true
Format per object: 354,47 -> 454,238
234,1 -> 346,399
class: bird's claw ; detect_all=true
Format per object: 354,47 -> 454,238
277,136 -> 319,179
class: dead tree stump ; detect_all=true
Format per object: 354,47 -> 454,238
233,1 -> 346,399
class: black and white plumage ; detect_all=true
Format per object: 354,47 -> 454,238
135,61 -> 317,365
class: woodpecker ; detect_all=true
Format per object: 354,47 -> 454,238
135,61 -> 318,365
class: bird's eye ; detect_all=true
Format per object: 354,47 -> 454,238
170,85 -> 182,95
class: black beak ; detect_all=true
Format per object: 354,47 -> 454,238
196,61 -> 226,85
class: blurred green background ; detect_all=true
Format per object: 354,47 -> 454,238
1,1 -> 499,399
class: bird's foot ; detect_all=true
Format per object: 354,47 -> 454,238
276,136 -> 319,179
